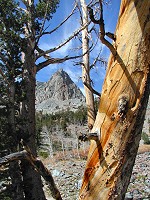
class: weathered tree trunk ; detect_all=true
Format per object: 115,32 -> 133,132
19,1 -> 46,198
79,0 -> 150,199
80,0 -> 96,130
20,42 -> 46,199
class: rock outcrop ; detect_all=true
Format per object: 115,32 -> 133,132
36,69 -> 149,135
36,69 -> 85,114
44,152 -> 150,200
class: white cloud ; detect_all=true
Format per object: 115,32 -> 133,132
39,43 -> 52,51
39,1 -> 80,57
56,40 -> 73,56
64,65 -> 82,84
37,0 -> 109,90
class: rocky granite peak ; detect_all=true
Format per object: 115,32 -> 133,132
36,69 -> 85,114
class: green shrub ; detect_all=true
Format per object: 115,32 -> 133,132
38,150 -> 49,159
141,132 -> 150,144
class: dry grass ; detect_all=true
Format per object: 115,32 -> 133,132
41,148 -> 89,165
138,144 -> 150,154
41,145 -> 150,165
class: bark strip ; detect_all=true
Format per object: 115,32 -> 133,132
0,146 -> 62,200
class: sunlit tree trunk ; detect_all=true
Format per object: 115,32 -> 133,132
79,0 -> 150,199
80,0 -> 96,130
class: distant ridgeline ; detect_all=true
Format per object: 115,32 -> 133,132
35,69 -> 150,136
36,69 -> 85,114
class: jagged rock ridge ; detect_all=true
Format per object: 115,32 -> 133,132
36,69 -> 85,114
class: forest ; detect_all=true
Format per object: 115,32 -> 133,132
0,0 -> 150,200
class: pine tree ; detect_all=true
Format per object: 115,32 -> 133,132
0,1 -> 60,199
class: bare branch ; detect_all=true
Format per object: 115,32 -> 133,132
88,0 -> 99,7
90,52 -> 101,69
98,0 -> 117,56
78,132 -> 99,141
41,2 -> 78,37
88,2 -> 117,57
106,32 -> 116,41
90,51 -> 107,69
35,46 -> 50,59
36,50 -> 91,72
87,6 -> 100,24
76,1 -> 83,24
83,81 -> 101,96
0,150 -> 28,166
36,21 -> 91,59
35,1 -> 49,46
88,24 -> 95,33
0,142 -> 62,200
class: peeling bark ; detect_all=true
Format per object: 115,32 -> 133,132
79,0 -> 150,199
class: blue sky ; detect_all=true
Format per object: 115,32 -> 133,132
36,0 -> 121,95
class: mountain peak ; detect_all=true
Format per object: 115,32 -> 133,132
36,69 -> 85,114
58,68 -> 64,73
